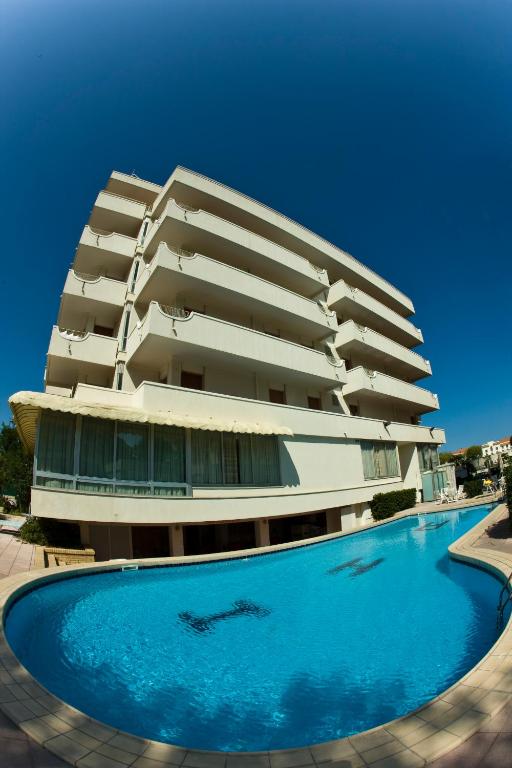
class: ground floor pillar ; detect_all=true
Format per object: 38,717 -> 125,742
254,518 -> 270,547
170,524 -> 184,556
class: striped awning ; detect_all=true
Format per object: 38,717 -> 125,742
9,391 -> 293,452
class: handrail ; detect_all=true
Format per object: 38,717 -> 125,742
172,166 -> 413,308
337,320 -> 430,367
329,279 -> 422,338
154,198 -> 329,283
84,225 -> 138,243
135,242 -> 335,322
348,366 -> 439,400
72,269 -> 126,286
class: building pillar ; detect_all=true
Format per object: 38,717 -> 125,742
79,522 -> 90,548
170,524 -> 184,556
254,519 -> 270,547
325,508 -> 342,533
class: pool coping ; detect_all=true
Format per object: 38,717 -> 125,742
0,501 -> 510,768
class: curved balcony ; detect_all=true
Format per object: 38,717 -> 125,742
126,302 -> 345,388
343,366 -> 439,416
135,243 -> 337,344
328,279 -> 423,348
74,226 -> 137,281
335,321 -> 431,383
58,270 -> 126,330
88,190 -> 146,238
46,327 -> 117,389
150,166 -> 414,316
143,198 -> 329,298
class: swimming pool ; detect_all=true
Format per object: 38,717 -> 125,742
4,504 -> 508,751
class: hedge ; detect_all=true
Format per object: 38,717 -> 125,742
369,488 -> 417,521
504,465 -> 512,531
463,479 -> 484,498
20,517 -> 82,548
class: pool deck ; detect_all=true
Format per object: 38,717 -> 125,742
0,496 -> 510,768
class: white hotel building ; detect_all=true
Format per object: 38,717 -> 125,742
11,168 -> 444,560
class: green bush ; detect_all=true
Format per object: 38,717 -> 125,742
463,479 -> 484,498
20,517 -> 81,548
503,465 -> 512,530
370,488 -> 417,521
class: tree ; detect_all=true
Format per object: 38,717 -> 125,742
465,445 -> 483,460
439,452 -> 455,464
0,422 -> 32,513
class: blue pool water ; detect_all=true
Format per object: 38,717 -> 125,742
5,504 -> 509,751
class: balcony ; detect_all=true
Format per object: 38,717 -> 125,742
343,366 -> 439,416
143,199 -> 329,298
106,171 -> 162,207
149,167 -> 414,316
126,302 -> 345,388
134,243 -> 337,344
46,327 -> 117,389
328,279 -> 423,348
74,226 -> 137,281
88,191 -> 146,238
335,321 -> 431,383
58,270 -> 126,331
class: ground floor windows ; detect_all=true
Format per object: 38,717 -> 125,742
35,412 -> 281,496
361,440 -> 400,480
191,431 -> 280,486
417,444 -> 439,472
269,511 -> 327,545
183,522 -> 256,556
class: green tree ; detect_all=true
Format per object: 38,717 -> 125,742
465,445 -> 483,461
439,452 -> 455,464
0,422 -> 32,513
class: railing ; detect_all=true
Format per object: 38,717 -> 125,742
73,271 -> 100,282
159,304 -> 190,319
58,328 -> 87,340
338,320 -> 430,368
172,166 -> 413,307
331,280 -> 423,338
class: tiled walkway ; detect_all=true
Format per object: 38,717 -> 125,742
0,532 -> 35,578
0,504 -> 510,767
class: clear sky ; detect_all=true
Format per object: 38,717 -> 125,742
1,0 -> 510,450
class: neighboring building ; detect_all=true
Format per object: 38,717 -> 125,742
482,438 -> 512,459
10,167 -> 444,559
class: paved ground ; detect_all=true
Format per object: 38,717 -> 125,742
0,502 -> 510,768
0,532 -> 36,578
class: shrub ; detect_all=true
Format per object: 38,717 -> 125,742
463,479 -> 484,498
370,488 -> 417,521
503,465 -> 512,530
20,517 -> 81,548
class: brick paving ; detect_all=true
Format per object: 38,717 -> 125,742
0,531 -> 36,578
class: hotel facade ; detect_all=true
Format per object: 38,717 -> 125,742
11,168 -> 445,560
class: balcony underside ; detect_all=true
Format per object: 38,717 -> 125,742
328,287 -> 422,348
58,294 -> 123,333
74,229 -> 136,282
88,193 -> 145,238
336,332 -> 430,383
144,202 -> 327,298
135,249 -> 335,345
151,167 -> 414,316
46,355 -> 115,390
343,369 -> 439,416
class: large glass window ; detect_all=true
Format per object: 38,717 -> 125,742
361,440 -> 400,480
154,425 -> 185,483
116,422 -> 149,481
191,431 -> 281,486
37,412 -> 75,475
79,417 -> 114,478
417,444 -> 439,472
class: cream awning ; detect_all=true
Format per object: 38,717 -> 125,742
9,391 -> 293,452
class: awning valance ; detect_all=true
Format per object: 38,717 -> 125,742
9,391 -> 293,452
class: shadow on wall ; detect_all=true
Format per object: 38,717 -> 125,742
279,436 -> 361,488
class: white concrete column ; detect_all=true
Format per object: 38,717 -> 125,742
255,519 -> 270,547
170,524 -> 184,556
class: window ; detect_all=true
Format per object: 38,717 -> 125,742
361,440 -> 399,480
154,425 -> 185,483
307,396 -> 322,411
116,422 -> 149,481
37,412 -> 75,475
191,431 -> 280,486
417,444 -> 439,472
80,417 -> 115,478
120,309 -> 131,352
269,388 -> 286,404
349,404 -> 359,416
181,371 -> 203,390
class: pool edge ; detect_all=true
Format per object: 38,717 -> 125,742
0,502 -> 509,768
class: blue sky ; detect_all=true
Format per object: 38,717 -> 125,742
1,0 -> 510,450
